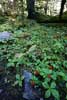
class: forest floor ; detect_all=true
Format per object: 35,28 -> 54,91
0,20 -> 67,100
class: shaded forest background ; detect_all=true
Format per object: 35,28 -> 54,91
0,0 -> 67,23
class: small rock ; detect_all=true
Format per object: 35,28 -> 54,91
0,89 -> 3,94
0,31 -> 11,41
23,70 -> 43,100
40,98 -> 44,100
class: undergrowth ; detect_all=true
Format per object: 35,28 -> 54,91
0,20 -> 67,100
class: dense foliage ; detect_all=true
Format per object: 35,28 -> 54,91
0,21 -> 67,100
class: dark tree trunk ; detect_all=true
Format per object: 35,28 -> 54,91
26,0 -> 35,19
44,0 -> 48,15
59,0 -> 66,19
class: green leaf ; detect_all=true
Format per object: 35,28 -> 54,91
51,73 -> 57,80
42,82 -> 49,89
58,72 -> 65,77
66,83 -> 67,88
7,62 -> 14,67
63,75 -> 67,81
51,82 -> 56,88
18,80 -> 22,87
63,61 -> 67,68
45,90 -> 51,98
16,74 -> 20,80
66,95 -> 67,100
13,81 -> 18,86
51,89 -> 60,100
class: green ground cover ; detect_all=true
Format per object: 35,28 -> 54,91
0,21 -> 67,100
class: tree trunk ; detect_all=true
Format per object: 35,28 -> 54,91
59,0 -> 66,19
26,0 -> 35,19
44,0 -> 48,15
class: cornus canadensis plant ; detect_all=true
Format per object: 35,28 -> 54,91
0,22 -> 67,99
31,38 -> 67,100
